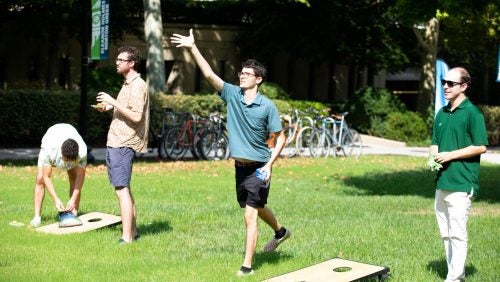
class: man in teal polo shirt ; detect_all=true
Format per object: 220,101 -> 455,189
429,67 -> 488,282
171,29 -> 291,276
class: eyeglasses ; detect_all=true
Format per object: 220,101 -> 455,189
238,72 -> 257,78
116,58 -> 131,63
441,79 -> 463,87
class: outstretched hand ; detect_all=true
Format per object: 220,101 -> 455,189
170,28 -> 195,48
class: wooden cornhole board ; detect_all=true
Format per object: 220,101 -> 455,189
35,212 -> 121,235
263,257 -> 389,282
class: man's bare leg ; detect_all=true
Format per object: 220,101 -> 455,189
31,167 -> 45,226
258,206 -> 281,231
115,187 -> 136,243
242,205 -> 259,268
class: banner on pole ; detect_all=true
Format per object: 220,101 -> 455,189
91,0 -> 109,60
497,45 -> 500,82
435,59 -> 449,117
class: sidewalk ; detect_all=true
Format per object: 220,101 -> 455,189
0,146 -> 498,164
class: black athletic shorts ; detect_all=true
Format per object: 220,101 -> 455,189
235,161 -> 270,208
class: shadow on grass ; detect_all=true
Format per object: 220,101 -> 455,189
427,258 -> 477,280
0,159 -> 37,166
254,250 -> 294,270
137,220 -> 172,236
341,166 -> 500,203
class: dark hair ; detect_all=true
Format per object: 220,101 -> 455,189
61,139 -> 79,161
242,59 -> 267,80
118,46 -> 141,70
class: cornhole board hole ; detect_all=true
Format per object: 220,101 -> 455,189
35,212 -> 121,235
263,257 -> 390,282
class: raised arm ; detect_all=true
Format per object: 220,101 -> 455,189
170,29 -> 224,92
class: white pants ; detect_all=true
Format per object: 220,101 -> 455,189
435,190 -> 472,282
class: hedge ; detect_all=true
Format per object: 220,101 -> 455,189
0,90 -> 110,147
1,90 -> 498,147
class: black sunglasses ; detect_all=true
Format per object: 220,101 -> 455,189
441,79 -> 463,87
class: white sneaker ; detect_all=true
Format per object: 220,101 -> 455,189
236,269 -> 254,277
30,216 -> 41,228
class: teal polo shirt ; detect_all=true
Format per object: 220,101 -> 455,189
220,82 -> 282,162
431,97 -> 488,195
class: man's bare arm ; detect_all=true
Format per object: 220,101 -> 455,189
170,29 -> 224,92
96,92 -> 144,123
435,145 -> 487,164
41,166 -> 65,211
260,130 -> 286,180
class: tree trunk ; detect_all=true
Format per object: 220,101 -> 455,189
413,17 -> 439,114
143,0 -> 166,96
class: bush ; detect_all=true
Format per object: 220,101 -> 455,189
259,82 -> 290,99
478,105 -> 500,146
344,86 -> 406,133
288,99 -> 331,113
0,90 -> 111,147
88,66 -> 123,94
375,111 -> 429,143
158,93 -> 226,117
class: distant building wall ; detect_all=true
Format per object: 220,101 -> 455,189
1,22 -> 412,105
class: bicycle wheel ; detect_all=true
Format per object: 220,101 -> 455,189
309,129 -> 331,158
296,126 -> 313,157
188,133 -> 200,160
197,130 -> 230,160
339,129 -> 363,158
163,127 -> 187,160
192,127 -> 206,160
280,125 -> 299,158
158,132 -> 169,159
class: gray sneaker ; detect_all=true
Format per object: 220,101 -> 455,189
263,229 -> 291,252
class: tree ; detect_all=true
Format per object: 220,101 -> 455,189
144,0 -> 166,96
234,0 -> 413,99
0,0 -> 144,88
391,0 -> 499,112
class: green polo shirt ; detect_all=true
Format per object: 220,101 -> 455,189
431,97 -> 488,195
220,82 -> 282,162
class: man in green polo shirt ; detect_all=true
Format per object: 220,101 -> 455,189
171,29 -> 291,276
429,67 -> 488,282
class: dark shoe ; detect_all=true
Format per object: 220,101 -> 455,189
263,229 -> 292,252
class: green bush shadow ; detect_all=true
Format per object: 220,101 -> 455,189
340,166 -> 499,203
427,259 -> 477,280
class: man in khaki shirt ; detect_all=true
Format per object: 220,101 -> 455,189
96,46 -> 149,244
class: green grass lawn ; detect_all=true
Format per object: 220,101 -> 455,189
0,155 -> 499,281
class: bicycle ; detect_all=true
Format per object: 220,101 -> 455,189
157,108 -> 179,158
309,112 -> 362,158
163,112 -> 202,160
136,107 -> 178,159
295,108 -> 325,158
196,111 -> 230,160
279,109 -> 314,158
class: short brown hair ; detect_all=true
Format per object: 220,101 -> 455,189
117,46 -> 141,70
